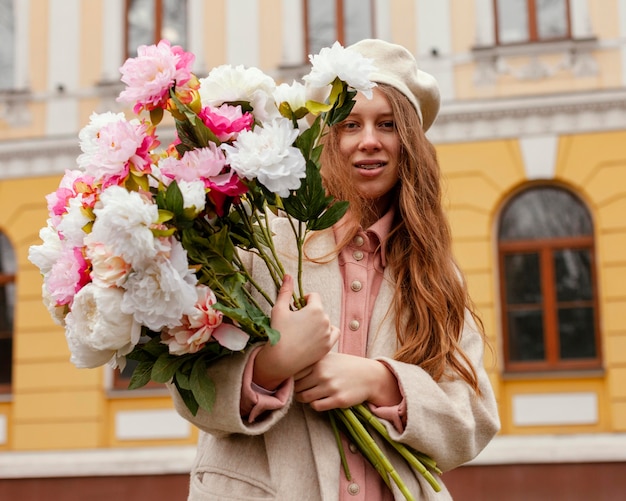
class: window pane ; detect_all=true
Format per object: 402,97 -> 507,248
504,253 -> 542,304
344,0 -> 373,46
307,0 -> 337,55
0,338 -> 11,384
537,0 -> 568,39
162,0 -> 187,47
508,310 -> 545,361
496,0 -> 529,44
0,233 -> 15,333
554,249 -> 593,302
128,0 -> 156,56
0,0 -> 14,90
499,187 -> 593,241
559,307 -> 596,359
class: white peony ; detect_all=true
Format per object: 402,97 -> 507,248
121,238 -> 198,331
303,41 -> 377,99
28,222 -> 63,276
198,64 -> 279,122
221,118 -> 306,197
274,80 -> 307,112
177,179 -> 207,215
56,196 -> 92,247
64,284 -> 141,368
90,185 -> 159,268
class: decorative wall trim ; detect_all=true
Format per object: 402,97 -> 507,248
2,89 -> 626,180
427,88 -> 626,144
1,434 -> 625,478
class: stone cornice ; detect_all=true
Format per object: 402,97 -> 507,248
1,89 -> 626,180
428,88 -> 626,143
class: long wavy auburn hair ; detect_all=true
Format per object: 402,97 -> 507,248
319,84 -> 485,393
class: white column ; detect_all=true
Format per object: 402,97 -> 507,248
101,0 -> 125,82
474,0 -> 495,47
570,0 -> 593,38
13,0 -> 30,89
281,0 -> 304,65
46,0 -> 80,135
226,0 -> 259,67
188,0 -> 206,71
415,0 -> 455,101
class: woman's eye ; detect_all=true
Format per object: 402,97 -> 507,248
380,121 -> 395,129
342,122 -> 359,130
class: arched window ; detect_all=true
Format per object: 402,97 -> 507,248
125,0 -> 188,57
0,232 -> 16,393
498,185 -> 601,373
0,0 -> 15,90
304,0 -> 375,57
494,0 -> 571,45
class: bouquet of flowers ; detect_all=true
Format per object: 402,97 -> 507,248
28,39 -> 440,499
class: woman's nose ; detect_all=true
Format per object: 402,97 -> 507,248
358,126 -> 382,150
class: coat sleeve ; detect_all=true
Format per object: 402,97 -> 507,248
376,311 -> 500,472
167,344 -> 295,437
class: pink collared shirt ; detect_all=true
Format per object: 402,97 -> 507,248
241,209 -> 406,500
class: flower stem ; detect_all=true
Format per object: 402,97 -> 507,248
329,412 -> 352,482
353,404 -> 442,490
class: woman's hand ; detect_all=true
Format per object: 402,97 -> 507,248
293,353 -> 403,412
253,275 -> 340,390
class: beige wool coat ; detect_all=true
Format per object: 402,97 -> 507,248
169,216 -> 500,500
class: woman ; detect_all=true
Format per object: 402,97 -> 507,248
169,39 -> 500,500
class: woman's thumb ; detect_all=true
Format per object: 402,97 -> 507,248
275,274 -> 294,308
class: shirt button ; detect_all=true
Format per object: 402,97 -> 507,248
349,443 -> 358,453
353,250 -> 364,261
350,280 -> 362,292
349,319 -> 360,331
353,235 -> 364,247
348,483 -> 360,495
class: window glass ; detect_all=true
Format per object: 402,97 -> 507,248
496,0 -> 529,44
537,0 -> 568,39
307,0 -> 337,55
498,185 -> 600,372
499,187 -> 593,241
343,0 -> 373,46
0,232 -> 15,388
0,0 -> 14,90
127,0 -> 156,56
162,0 -> 187,47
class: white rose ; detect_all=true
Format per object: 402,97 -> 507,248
64,284 -> 141,368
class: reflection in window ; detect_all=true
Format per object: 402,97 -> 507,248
126,0 -> 188,57
305,0 -> 374,57
495,0 -> 570,45
0,0 -> 14,90
0,232 -> 16,391
498,186 -> 600,372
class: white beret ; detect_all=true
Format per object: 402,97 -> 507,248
347,39 -> 440,131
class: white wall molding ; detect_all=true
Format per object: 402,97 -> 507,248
427,88 -> 626,143
1,434 -> 626,478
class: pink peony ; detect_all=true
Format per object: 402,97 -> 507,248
81,119 -> 156,188
117,39 -> 195,114
161,285 -> 249,354
45,246 -> 90,306
198,104 -> 254,142
159,143 -> 228,186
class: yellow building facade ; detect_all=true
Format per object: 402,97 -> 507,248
1,1 -> 625,499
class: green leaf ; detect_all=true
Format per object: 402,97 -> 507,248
151,353 -> 188,383
190,358 -> 216,412
174,379 -> 199,416
165,180 -> 185,215
150,107 -> 164,126
305,99 -> 333,115
308,201 -> 349,231
127,361 -> 153,390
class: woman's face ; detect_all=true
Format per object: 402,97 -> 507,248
337,87 -> 401,215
